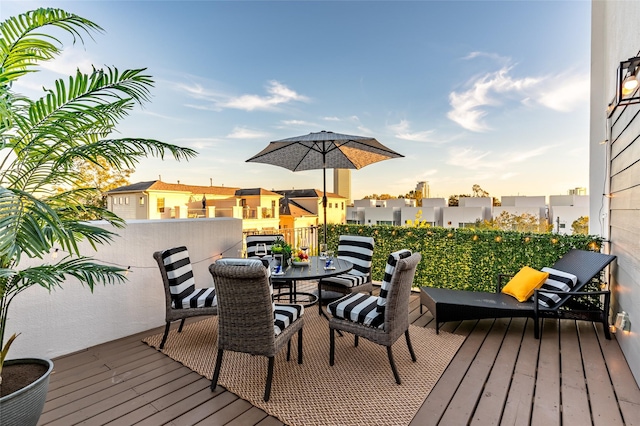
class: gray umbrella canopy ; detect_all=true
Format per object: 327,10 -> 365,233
246,131 -> 404,243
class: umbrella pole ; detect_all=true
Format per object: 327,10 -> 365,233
322,161 -> 328,245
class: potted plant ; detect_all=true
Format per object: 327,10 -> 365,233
0,8 -> 196,425
270,237 -> 292,268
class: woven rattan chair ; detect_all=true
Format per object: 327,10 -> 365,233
318,235 -> 375,313
153,246 -> 217,349
328,250 -> 421,384
246,234 -> 292,297
208,258 -> 304,402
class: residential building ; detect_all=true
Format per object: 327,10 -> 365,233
549,195 -> 589,235
333,169 -> 352,205
274,188 -> 346,227
106,181 -> 281,231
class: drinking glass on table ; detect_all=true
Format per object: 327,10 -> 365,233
319,243 -> 328,259
255,243 -> 268,258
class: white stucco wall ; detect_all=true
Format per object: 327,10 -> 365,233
6,218 -> 243,361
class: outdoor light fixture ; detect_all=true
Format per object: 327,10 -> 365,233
615,56 -> 640,108
613,311 -> 631,334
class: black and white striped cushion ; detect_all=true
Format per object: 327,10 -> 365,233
537,267 -> 578,308
321,235 -> 374,288
162,246 -> 217,309
274,304 -> 304,335
246,234 -> 283,257
328,293 -> 384,328
376,249 -> 412,315
336,235 -> 375,276
321,273 -> 368,288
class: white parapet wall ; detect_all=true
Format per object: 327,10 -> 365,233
6,218 -> 243,361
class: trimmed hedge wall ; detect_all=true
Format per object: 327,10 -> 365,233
324,224 -> 603,292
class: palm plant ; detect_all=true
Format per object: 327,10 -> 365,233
0,8 -> 197,382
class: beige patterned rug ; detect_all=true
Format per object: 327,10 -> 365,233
143,308 -> 464,426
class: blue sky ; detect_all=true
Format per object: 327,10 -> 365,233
3,1 -> 592,200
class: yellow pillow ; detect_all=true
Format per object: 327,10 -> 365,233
501,266 -> 549,302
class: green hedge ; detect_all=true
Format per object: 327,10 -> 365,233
323,224 -> 603,292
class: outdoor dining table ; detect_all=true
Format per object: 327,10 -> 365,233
269,256 -> 353,307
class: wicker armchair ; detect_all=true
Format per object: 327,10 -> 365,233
153,246 -> 218,349
328,250 -> 421,384
318,235 -> 375,314
246,234 -> 292,297
208,258 -> 304,402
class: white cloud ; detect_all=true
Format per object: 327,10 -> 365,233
176,80 -> 309,112
322,116 -> 341,121
534,71 -> 589,112
447,66 -> 541,132
171,137 -> 224,150
219,80 -> 309,111
388,120 -> 438,143
227,127 -> 269,139
41,48 -> 95,75
446,145 -> 553,170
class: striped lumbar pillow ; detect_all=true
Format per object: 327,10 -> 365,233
537,267 -> 578,308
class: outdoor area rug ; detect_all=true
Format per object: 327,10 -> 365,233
143,308 -> 465,426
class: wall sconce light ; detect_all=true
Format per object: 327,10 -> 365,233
612,311 -> 631,334
615,57 -> 640,109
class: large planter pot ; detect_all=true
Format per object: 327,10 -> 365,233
0,358 -> 54,426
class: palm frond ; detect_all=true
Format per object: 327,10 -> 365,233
0,8 -> 102,84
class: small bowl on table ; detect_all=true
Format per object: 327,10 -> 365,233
291,260 -> 310,267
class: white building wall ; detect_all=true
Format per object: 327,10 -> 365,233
442,207 -> 484,228
7,218 -> 243,361
501,195 -> 546,207
362,206 -> 397,225
591,0 -> 640,385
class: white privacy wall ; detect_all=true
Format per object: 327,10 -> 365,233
591,0 -> 640,385
6,218 -> 243,361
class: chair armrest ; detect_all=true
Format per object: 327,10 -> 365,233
533,288 -> 610,315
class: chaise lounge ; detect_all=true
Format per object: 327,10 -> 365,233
420,249 -> 616,339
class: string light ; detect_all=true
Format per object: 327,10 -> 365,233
51,248 -> 59,259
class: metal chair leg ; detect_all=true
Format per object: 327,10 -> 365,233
387,346 -> 401,384
329,328 -> 335,366
177,318 -> 186,332
298,328 -> 303,364
210,348 -> 224,391
159,322 -> 171,349
264,357 -> 275,401
405,329 -> 417,362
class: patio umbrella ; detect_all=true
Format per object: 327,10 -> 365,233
246,130 -> 404,243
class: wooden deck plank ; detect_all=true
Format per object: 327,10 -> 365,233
34,307 -> 640,426
578,320 -> 625,426
596,325 -> 640,426
40,356 -> 183,424
223,406 -> 271,426
559,320 -> 592,425
530,318 -> 561,426
134,387 -> 235,426
409,319 -> 480,426
500,318 -> 539,426
440,318 -> 509,425
472,317 -> 526,425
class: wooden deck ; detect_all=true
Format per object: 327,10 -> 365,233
39,291 -> 640,425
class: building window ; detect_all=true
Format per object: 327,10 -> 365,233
139,196 -> 145,206
118,197 -> 123,204
124,197 -> 129,205
157,197 -> 165,213
328,202 -> 332,208
341,202 -> 344,210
